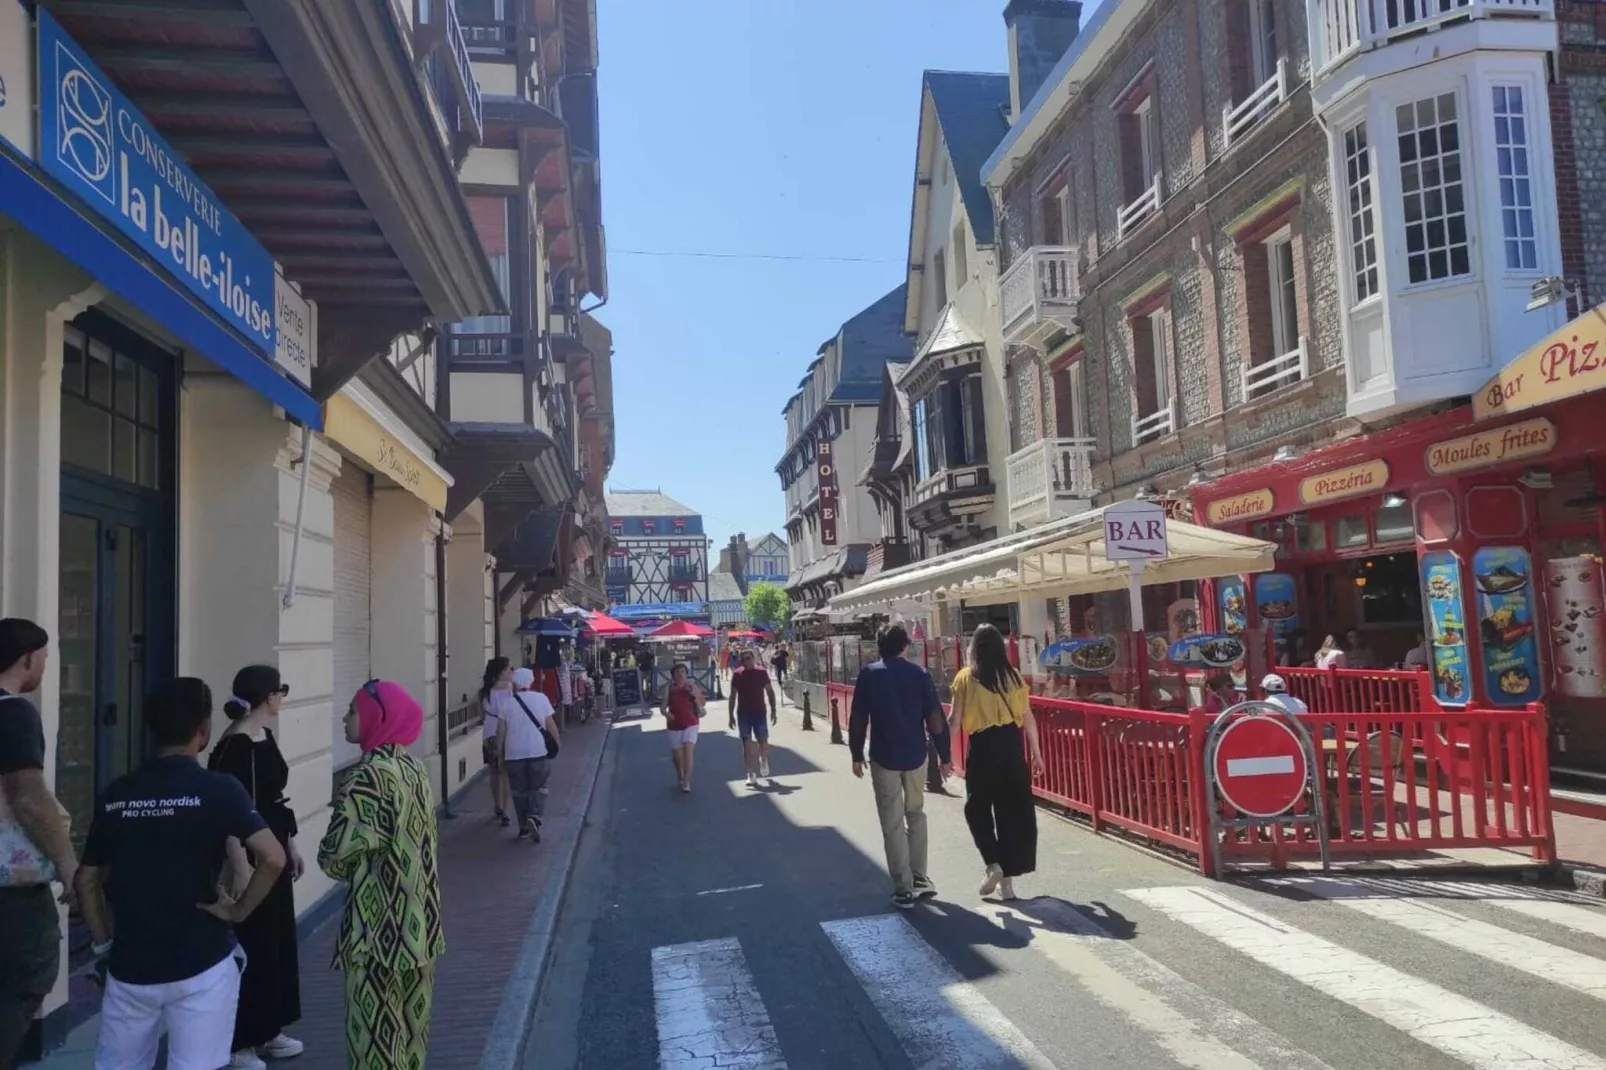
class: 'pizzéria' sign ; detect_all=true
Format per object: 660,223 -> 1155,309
37,10 -> 277,357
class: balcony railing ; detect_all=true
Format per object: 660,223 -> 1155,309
1311,0 -> 1553,78
1223,59 -> 1288,147
668,567 -> 702,585
461,19 -> 517,48
417,1 -> 484,151
604,568 -> 632,588
1117,174 -> 1162,239
1132,402 -> 1175,445
1000,246 -> 1081,351
1006,437 -> 1097,530
447,330 -> 521,358
1242,337 -> 1309,400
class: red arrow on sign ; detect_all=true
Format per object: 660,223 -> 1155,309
1213,715 -> 1309,818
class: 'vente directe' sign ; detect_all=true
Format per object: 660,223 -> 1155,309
1474,302 -> 1606,421
1298,460 -> 1389,505
1426,418 -> 1556,475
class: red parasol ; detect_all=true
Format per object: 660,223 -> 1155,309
648,620 -> 714,639
727,630 -> 765,639
583,612 -> 635,637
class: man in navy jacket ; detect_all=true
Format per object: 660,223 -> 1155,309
849,624 -> 951,909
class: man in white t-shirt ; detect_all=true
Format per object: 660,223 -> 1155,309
501,667 -> 561,842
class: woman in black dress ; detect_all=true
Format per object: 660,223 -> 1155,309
209,664 -> 304,1068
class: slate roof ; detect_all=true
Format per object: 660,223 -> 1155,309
912,303 -> 983,362
707,569 -> 745,603
605,490 -> 698,517
830,284 -> 914,404
925,71 -> 1011,247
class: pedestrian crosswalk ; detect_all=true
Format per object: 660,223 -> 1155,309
647,878 -> 1606,1069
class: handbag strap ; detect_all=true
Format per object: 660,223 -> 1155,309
511,691 -> 543,728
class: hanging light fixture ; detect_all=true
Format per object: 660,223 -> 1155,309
1273,444 -> 1303,463
1382,492 -> 1409,509
1187,468 -> 1209,488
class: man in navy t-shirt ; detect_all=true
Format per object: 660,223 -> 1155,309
75,677 -> 285,1070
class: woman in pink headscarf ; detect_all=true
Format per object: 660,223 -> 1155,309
317,681 -> 444,1070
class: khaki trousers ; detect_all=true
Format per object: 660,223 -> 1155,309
870,761 -> 928,894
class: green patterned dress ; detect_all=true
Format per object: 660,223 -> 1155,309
317,743 -> 445,1070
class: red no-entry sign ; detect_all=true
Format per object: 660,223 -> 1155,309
1213,715 -> 1308,818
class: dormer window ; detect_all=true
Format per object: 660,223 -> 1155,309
643,519 -> 656,534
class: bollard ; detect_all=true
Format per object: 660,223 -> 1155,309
802,689 -> 815,731
829,694 -> 845,746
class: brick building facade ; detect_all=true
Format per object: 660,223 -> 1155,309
1555,0 -> 1606,305
994,0 -> 1364,503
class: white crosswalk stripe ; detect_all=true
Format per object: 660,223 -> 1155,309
973,899 -> 1336,1070
1487,896 -> 1606,942
1295,882 -> 1606,1003
1125,884 -> 1606,1070
650,937 -> 788,1070
821,913 -> 1061,1070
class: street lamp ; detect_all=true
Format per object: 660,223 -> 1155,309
1527,276 -> 1579,313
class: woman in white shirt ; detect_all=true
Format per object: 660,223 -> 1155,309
1314,635 -> 1348,670
480,658 -> 513,827
501,667 -> 561,841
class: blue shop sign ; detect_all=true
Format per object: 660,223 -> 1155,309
36,10 -> 276,356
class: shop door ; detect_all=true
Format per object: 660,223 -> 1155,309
56,311 -> 176,849
331,466 -> 373,770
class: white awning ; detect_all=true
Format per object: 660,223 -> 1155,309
828,505 -> 1277,612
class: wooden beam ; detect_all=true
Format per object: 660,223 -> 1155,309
90,45 -> 284,81
201,171 -> 356,196
293,275 -> 417,290
233,205 -> 374,226
313,308 -> 425,401
48,0 -> 256,26
249,228 -> 390,250
168,136 -> 336,165
275,254 -> 407,274
128,94 -> 310,124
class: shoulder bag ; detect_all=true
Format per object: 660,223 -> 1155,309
512,691 -> 561,759
0,696 -> 68,886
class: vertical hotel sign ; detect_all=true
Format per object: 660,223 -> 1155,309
817,437 -> 839,546
35,11 -> 278,356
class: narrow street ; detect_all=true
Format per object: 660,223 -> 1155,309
529,696 -> 1606,1070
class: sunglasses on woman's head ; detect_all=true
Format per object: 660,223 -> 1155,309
362,679 -> 387,721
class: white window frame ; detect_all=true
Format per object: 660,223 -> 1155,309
1491,83 -> 1538,273
1342,120 -> 1380,305
1250,0 -> 1278,86
951,221 -> 968,290
1054,185 -> 1071,244
1149,310 -> 1172,415
1065,361 -> 1088,440
1266,228 -> 1299,359
1396,91 -> 1471,285
1135,98 -> 1158,188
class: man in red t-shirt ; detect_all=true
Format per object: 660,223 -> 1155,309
728,650 -> 778,787
661,664 -> 704,793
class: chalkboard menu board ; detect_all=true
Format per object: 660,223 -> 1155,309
612,668 -> 642,708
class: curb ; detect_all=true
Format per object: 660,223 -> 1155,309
476,718 -> 614,1070
1557,864 -> 1606,898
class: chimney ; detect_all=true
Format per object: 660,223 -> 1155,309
1005,0 -> 1083,120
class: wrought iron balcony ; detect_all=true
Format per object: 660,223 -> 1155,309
1311,0 -> 1552,81
1000,246 -> 1080,352
417,0 -> 484,155
1006,437 -> 1096,530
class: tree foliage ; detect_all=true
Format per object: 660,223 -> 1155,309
744,582 -> 790,629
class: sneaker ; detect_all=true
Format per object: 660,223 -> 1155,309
525,818 -> 541,843
516,826 -> 531,840
746,772 -> 758,788
680,783 -> 691,794
912,876 -> 938,900
228,1052 -> 267,1069
498,814 -> 511,828
999,877 -> 1017,901
261,1034 -> 304,1060
891,890 -> 918,910
979,864 -> 1004,897
759,756 -> 771,778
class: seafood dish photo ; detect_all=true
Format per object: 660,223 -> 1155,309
1198,636 -> 1246,667
1499,667 -> 1533,696
1475,564 -> 1528,595
1069,640 -> 1119,673
1258,599 -> 1295,621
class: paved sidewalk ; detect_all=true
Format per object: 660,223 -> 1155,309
30,716 -> 611,1069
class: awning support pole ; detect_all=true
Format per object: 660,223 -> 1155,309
283,425 -> 314,609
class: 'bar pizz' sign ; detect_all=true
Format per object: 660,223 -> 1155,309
818,438 -> 839,546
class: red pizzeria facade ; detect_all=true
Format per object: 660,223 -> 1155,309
1190,303 -> 1606,776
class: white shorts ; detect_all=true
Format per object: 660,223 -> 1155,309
96,948 -> 243,1070
666,726 -> 699,747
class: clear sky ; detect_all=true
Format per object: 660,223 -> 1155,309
595,0 -> 1101,559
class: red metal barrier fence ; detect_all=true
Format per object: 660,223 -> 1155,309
1278,665 -> 1436,715
820,673 -> 1555,877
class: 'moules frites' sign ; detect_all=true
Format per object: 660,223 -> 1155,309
1205,489 -> 1275,526
1298,460 -> 1389,505
1426,418 -> 1556,476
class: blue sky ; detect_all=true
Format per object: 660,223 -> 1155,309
595,0 -> 1101,557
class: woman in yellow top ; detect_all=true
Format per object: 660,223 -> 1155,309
948,624 -> 1044,900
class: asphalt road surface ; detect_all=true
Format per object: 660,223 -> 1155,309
527,699 -> 1606,1070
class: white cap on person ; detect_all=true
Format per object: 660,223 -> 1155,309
1260,673 -> 1287,693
